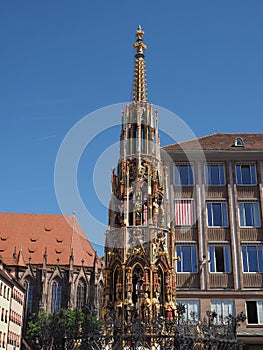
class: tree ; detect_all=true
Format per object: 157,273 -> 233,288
26,308 -> 84,349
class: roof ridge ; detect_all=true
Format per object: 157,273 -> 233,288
162,132 -> 263,149
162,132 -> 221,149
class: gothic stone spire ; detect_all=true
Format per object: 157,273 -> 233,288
133,25 -> 147,103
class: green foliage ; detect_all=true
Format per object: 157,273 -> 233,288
26,308 -> 99,350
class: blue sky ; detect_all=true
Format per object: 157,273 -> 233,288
1,1 -> 263,257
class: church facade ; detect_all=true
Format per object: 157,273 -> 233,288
0,212 -> 103,334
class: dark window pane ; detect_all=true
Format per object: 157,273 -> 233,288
258,247 -> 263,273
222,203 -> 228,227
175,165 -> 193,185
236,165 -> 242,184
213,204 -> 222,226
207,203 -> 212,226
189,168 -> 193,184
219,165 -> 225,185
239,204 -> 245,226
192,246 -> 197,272
215,246 -> 224,272
176,246 -> 197,272
176,246 -> 182,272
182,246 -> 191,271
209,246 -> 215,272
254,203 -> 260,227
251,165 -> 257,184
247,301 -> 258,324
210,166 -> 219,185
244,203 -> 253,226
242,166 -> 251,184
248,246 -> 258,272
242,246 -> 248,272
224,246 -> 231,273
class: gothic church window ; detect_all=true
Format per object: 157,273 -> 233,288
76,278 -> 86,309
51,279 -> 62,313
24,280 -> 33,314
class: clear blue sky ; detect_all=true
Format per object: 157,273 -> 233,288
1,1 -> 263,257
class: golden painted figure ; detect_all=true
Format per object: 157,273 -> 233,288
141,292 -> 151,319
152,291 -> 161,318
124,292 -> 133,321
164,294 -> 176,320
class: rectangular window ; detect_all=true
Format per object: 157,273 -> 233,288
175,200 -> 195,226
177,300 -> 200,321
246,301 -> 263,324
211,300 -> 234,323
206,202 -> 228,227
209,245 -> 231,273
242,245 -> 263,272
205,164 -> 225,186
236,163 -> 257,185
238,202 -> 261,227
176,245 -> 197,273
174,164 -> 194,185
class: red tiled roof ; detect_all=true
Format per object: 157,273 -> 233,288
163,133 -> 263,151
0,213 -> 102,268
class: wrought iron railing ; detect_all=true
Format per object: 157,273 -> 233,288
75,306 -> 246,350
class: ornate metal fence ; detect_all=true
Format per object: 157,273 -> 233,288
76,308 -> 246,350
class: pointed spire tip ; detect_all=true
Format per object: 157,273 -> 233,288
132,26 -> 147,103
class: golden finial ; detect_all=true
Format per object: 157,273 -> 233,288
133,25 -> 147,103
134,25 -> 147,59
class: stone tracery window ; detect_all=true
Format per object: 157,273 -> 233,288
24,279 -> 33,314
51,279 -> 62,313
76,278 -> 86,309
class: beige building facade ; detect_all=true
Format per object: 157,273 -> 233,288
0,259 -> 25,350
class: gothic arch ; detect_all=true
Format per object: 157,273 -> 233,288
76,277 -> 87,309
48,274 -> 63,314
156,264 -> 165,314
131,262 -> 145,307
23,276 -> 34,315
113,264 -> 121,302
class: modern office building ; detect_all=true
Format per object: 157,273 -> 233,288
164,132 -> 263,347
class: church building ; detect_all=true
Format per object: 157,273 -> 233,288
0,212 -> 103,334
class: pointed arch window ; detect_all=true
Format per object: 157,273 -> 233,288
76,279 -> 86,309
24,280 -> 33,314
51,279 -> 62,313
132,264 -> 144,306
